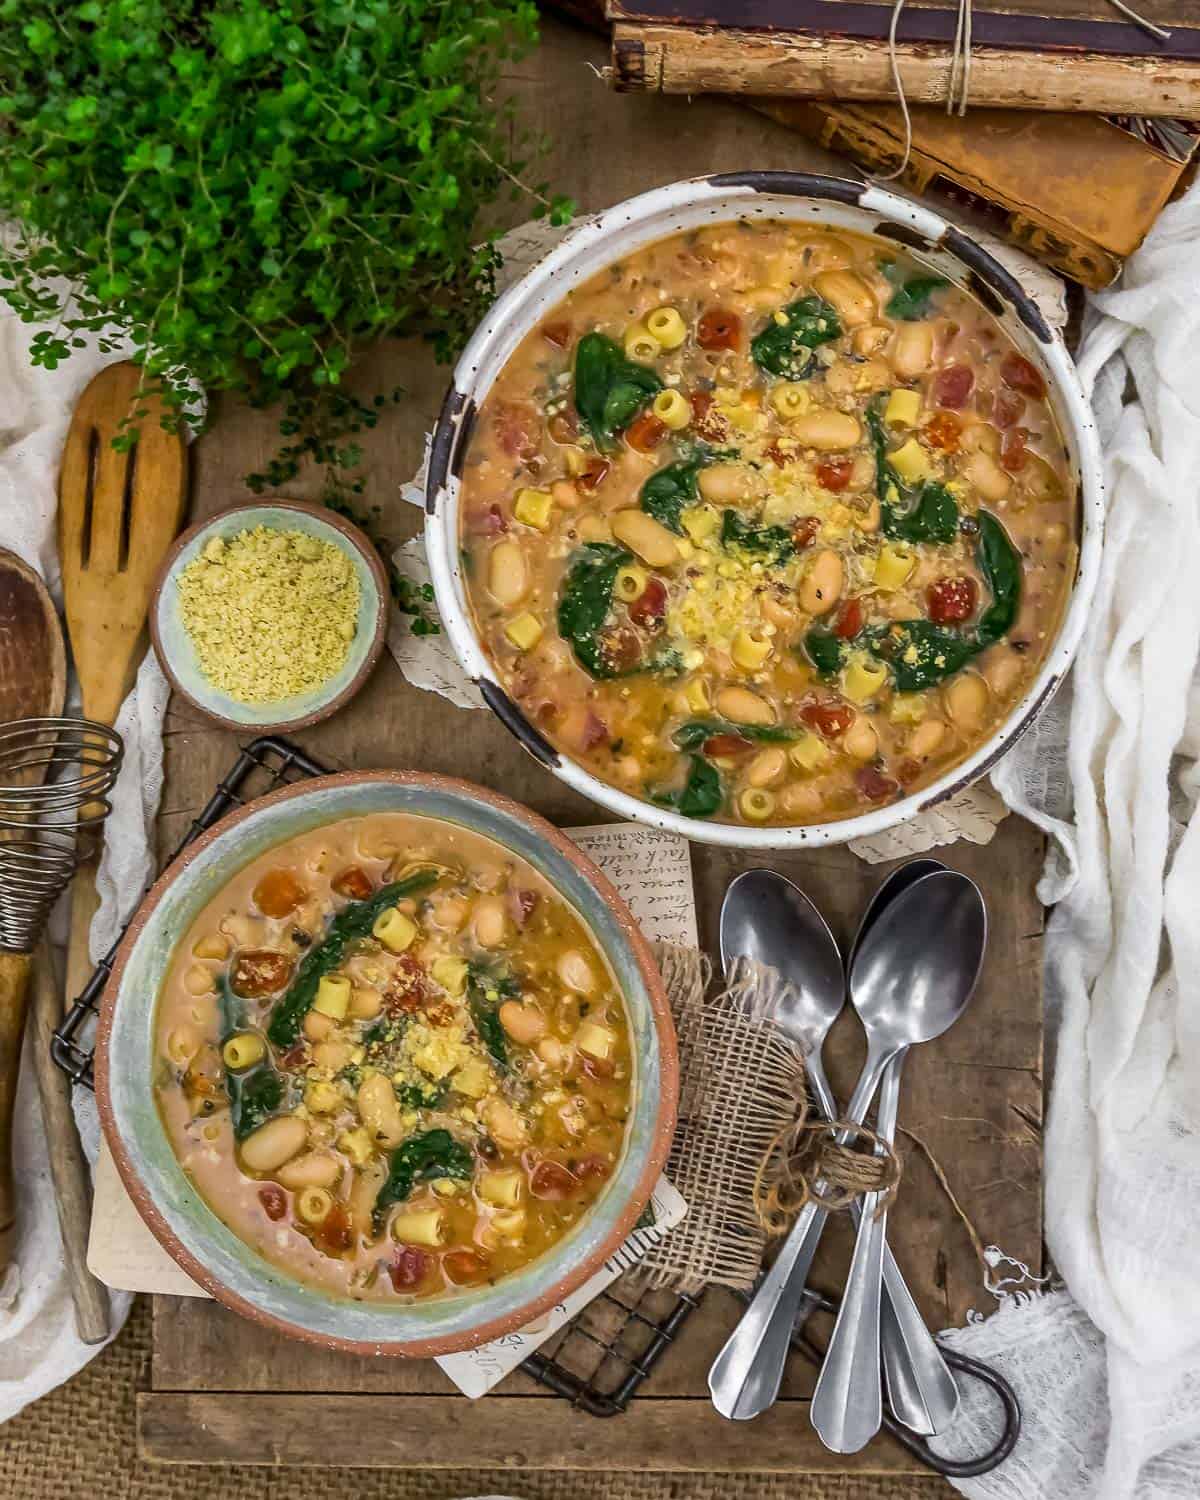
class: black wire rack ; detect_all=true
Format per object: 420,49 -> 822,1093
52,733 -> 702,1416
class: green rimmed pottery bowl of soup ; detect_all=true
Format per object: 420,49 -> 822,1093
96,771 -> 677,1356
150,500 -> 388,734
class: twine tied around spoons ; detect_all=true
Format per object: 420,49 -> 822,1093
0,717 -> 123,1276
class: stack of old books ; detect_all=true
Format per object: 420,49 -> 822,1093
551,0 -> 1200,287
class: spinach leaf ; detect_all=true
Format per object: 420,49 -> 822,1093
866,399 -> 959,544
751,295 -> 842,379
641,460 -> 702,534
266,869 -> 439,1048
861,619 -> 979,692
397,1079 -> 449,1110
574,332 -> 662,448
720,509 -> 795,563
885,275 -> 949,321
372,1128 -> 473,1235
672,719 -> 795,750
216,974 -> 243,1041
652,755 -> 724,819
803,627 -> 847,679
976,511 -> 1022,645
556,542 -> 632,679
228,1067 -> 285,1141
467,963 -> 519,1071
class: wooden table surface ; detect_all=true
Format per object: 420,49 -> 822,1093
138,14 -> 1044,1475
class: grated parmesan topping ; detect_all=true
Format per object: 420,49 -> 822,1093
177,525 -> 359,703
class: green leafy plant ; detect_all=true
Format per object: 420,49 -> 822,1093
0,0 -> 570,483
750,295 -> 841,379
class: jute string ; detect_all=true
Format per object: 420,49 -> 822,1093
879,0 -> 1173,180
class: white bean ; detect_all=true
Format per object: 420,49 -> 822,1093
276,1151 -> 341,1191
472,895 -> 507,948
890,321 -> 934,379
499,1000 -> 546,1045
715,686 -> 775,725
357,1073 -> 406,1150
813,269 -> 876,327
488,540 -> 528,606
240,1116 -> 308,1173
557,949 -> 595,994
746,747 -> 787,787
697,463 -> 764,506
799,550 -> 844,615
789,410 -> 861,451
910,719 -> 946,758
944,673 -> 989,731
610,509 -> 680,568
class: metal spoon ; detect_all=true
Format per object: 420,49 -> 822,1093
847,859 -> 962,1437
708,869 -> 965,1430
809,869 -> 987,1454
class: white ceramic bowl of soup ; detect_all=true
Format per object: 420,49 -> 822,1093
96,771 -> 677,1356
424,172 -> 1103,848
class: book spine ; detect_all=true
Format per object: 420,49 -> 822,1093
755,101 -> 1123,289
610,23 -> 1200,118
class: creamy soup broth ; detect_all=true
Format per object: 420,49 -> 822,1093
154,815 -> 632,1301
459,221 -> 1077,826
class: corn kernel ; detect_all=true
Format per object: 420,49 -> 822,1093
514,487 -> 554,530
504,611 -> 544,651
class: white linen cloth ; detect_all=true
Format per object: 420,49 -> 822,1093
0,299 -> 165,1420
937,181 -> 1200,1498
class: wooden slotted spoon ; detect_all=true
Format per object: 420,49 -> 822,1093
58,362 -> 188,1003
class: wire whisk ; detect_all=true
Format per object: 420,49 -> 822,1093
0,718 -> 124,954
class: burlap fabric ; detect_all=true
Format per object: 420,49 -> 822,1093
2,1297 -> 955,1498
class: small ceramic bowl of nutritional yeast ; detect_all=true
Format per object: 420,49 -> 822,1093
96,770 -> 677,1357
151,500 -> 389,734
424,172 -> 1104,850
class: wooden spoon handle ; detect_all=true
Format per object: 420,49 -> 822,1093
0,948 -> 32,1275
65,862 -> 102,1032
29,941 -> 110,1343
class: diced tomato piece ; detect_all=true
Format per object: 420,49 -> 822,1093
856,766 -> 900,802
999,427 -> 1029,473
443,1249 -> 492,1286
231,949 -> 294,999
765,439 -> 797,468
792,515 -> 821,550
493,401 -> 541,460
384,953 -> 427,1016
253,868 -> 307,919
465,504 -> 507,536
600,627 -> 643,675
579,710 -> 610,751
697,309 -> 742,351
541,320 -> 571,349
581,1053 -> 616,1080
332,866 -> 373,901
547,410 -> 578,445
691,390 -> 730,443
508,888 -> 539,928
320,1205 -> 354,1254
389,1246 -> 431,1291
834,598 -> 864,639
277,1044 -> 306,1071
999,353 -> 1046,399
923,411 -> 962,453
801,700 -> 855,739
816,457 -> 853,492
991,388 -> 1026,429
578,457 -> 611,492
626,413 -> 667,452
702,734 -> 755,758
926,576 -> 978,624
896,757 -> 922,786
931,364 -> 975,409
258,1185 -> 288,1222
629,576 -> 668,627
530,1160 -> 581,1200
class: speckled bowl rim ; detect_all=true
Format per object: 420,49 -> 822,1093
95,769 -> 678,1358
424,171 -> 1105,849
149,500 -> 389,734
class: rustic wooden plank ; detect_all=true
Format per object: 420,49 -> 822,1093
137,1393 -> 929,1472
609,23 -> 1200,116
143,14 -> 1042,1472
